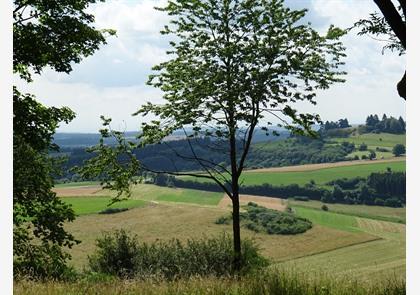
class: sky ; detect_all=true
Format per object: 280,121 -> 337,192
14,0 -> 406,133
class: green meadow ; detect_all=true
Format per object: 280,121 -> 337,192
330,133 -> 405,148
292,207 -> 360,232
182,160 -> 405,186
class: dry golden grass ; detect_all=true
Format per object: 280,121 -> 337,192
53,185 -> 103,197
356,218 -> 405,241
65,203 -> 377,269
217,194 -> 287,211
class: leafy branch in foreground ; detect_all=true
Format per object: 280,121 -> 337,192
352,0 -> 405,99
13,0 -> 115,279
77,117 -> 140,205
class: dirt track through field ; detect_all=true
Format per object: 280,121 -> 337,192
244,157 -> 405,173
218,194 -> 287,211
53,186 -> 103,197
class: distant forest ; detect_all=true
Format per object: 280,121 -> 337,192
55,136 -> 357,182
53,114 -> 405,182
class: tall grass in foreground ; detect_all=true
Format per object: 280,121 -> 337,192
14,270 -> 405,295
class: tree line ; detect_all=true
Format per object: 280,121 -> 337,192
150,171 -> 405,208
361,114 -> 405,134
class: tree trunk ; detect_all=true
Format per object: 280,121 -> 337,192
231,185 -> 241,272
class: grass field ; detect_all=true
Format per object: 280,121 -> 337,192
181,160 -> 405,186
279,204 -> 405,280
279,239 -> 405,281
61,196 -> 148,215
64,204 -> 377,269
346,150 -> 395,160
330,133 -> 405,148
56,184 -> 224,206
239,161 -> 405,186
293,207 -> 360,232
53,159 -> 405,281
15,269 -> 405,295
289,200 -> 406,224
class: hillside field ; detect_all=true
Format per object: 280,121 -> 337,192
329,133 -> 405,148
180,160 -> 405,186
289,199 -> 406,223
55,180 -> 405,281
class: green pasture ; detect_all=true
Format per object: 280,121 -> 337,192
239,161 -> 405,186
289,199 -> 405,224
181,161 -> 405,186
330,133 -> 405,148
129,184 -> 224,206
156,190 -> 223,206
293,207 -> 360,232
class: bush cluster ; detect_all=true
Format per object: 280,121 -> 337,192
216,203 -> 312,235
88,230 -> 268,279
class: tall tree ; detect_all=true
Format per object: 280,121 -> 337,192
353,0 -> 406,99
13,0 -> 114,278
83,0 -> 346,271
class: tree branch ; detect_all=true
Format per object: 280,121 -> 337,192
373,0 -> 405,49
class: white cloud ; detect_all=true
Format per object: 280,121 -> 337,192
15,75 -> 163,133
15,0 -> 405,132
91,0 -> 169,36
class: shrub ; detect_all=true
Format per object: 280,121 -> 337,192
99,208 -> 129,214
376,147 -> 390,152
88,229 -> 140,278
215,216 -> 230,224
359,143 -> 368,151
384,198 -> 402,208
374,198 -> 385,206
88,231 -> 268,279
247,201 -> 258,207
242,204 -> 312,235
392,144 -> 406,156
14,243 -> 76,281
321,204 -> 329,211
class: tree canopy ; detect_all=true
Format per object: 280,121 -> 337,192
353,0 -> 406,99
83,0 -> 346,271
13,0 -> 113,278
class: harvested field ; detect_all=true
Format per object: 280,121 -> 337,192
356,218 -> 405,241
53,185 -> 103,196
245,157 -> 405,173
218,194 -> 287,211
278,239 -> 405,281
65,204 -> 377,269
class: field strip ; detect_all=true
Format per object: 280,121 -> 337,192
356,217 -> 406,241
53,185 -> 103,196
218,194 -> 287,211
275,239 -> 405,279
275,236 -> 383,263
290,203 -> 405,224
244,157 -> 405,173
